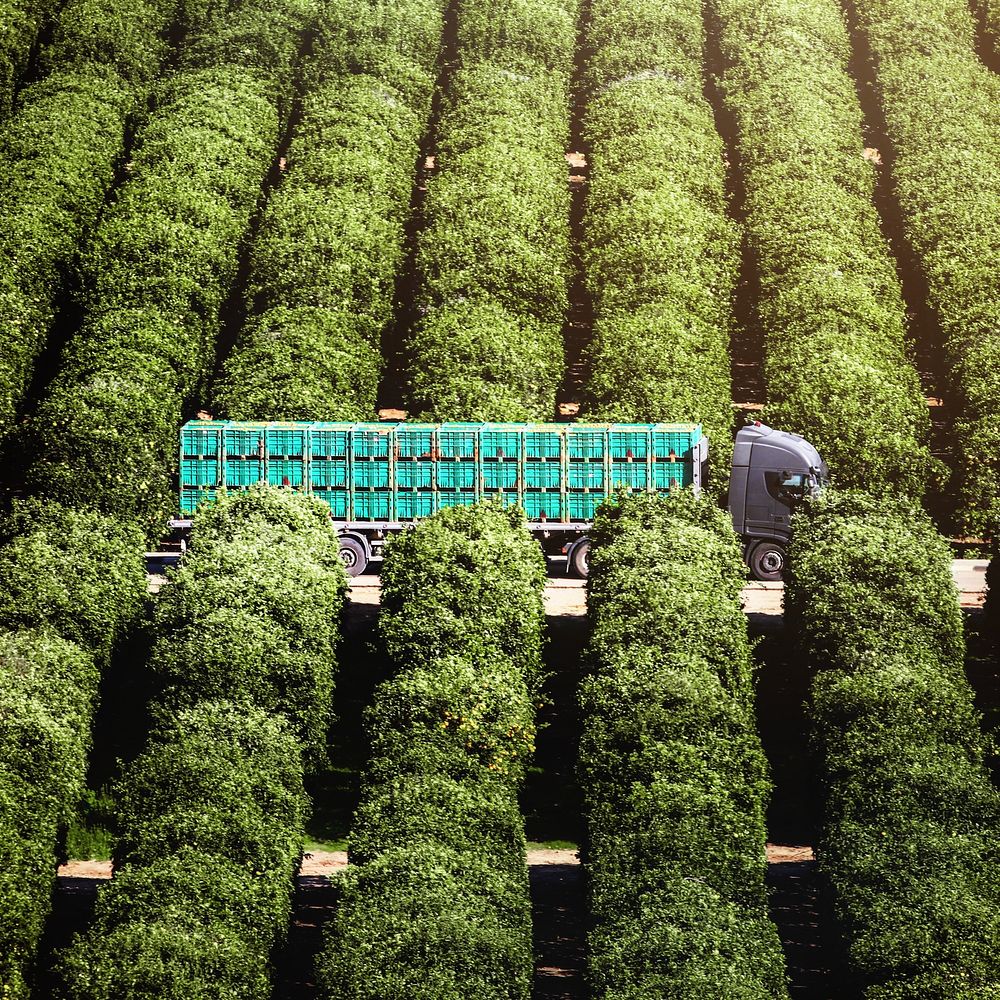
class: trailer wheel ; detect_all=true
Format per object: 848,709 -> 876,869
748,541 -> 786,582
569,539 -> 591,579
338,537 -> 369,577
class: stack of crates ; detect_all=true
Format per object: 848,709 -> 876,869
179,421 -> 706,520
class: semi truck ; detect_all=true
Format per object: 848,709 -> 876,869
175,419 -> 827,581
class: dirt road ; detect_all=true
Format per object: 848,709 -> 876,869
345,559 -> 988,617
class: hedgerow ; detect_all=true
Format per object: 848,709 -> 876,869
319,846 -> 532,1000
22,0 -> 314,530
0,499 -> 147,664
709,0 -> 932,497
0,495 -> 146,997
379,501 -> 546,682
402,0 -> 575,421
57,702 -> 309,1000
578,0 -> 738,448
847,0 -> 1000,531
0,630 -> 99,999
787,491 -> 1000,995
0,0 -> 43,120
316,502 -> 544,1000
214,0 -> 444,421
579,492 -> 789,998
147,487 -> 347,766
0,0 -> 217,439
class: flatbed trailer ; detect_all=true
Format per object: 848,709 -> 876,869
176,419 -> 708,576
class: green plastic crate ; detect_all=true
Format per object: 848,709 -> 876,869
311,428 -> 349,459
610,428 -> 652,459
568,464 -> 604,489
314,488 -> 349,519
397,426 -> 434,457
353,427 -> 390,457
268,459 -> 304,487
437,462 -> 476,489
182,458 -> 217,488
396,461 -> 433,488
568,493 -> 600,520
654,462 -> 690,489
481,429 -> 521,458
524,492 -> 562,520
438,492 -> 477,509
226,459 -> 262,487
567,428 -> 605,459
611,461 -> 649,489
483,463 -> 518,490
353,460 -> 389,488
225,427 -> 263,458
485,490 -> 520,510
266,427 -> 305,457
396,492 -> 435,519
438,424 -> 478,458
524,460 -> 561,489
653,428 -> 697,461
182,425 -> 219,458
311,460 -> 348,489
181,486 -> 216,514
353,491 -> 391,520
525,430 -> 561,459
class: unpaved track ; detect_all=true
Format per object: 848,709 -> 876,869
345,559 -> 988,616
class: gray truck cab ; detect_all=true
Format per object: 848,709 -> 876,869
728,422 -> 828,581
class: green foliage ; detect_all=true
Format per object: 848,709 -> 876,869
406,298 -> 564,422
784,491 -> 963,670
149,486 -> 347,765
403,0 -> 575,421
215,0 -> 443,420
710,0 -> 933,498
788,491 -> 1000,993
379,500 -> 546,685
0,499 -> 147,664
0,0 -> 42,120
317,504 -> 543,1000
0,0 -> 188,438
318,846 -> 532,1000
58,703 -> 307,1000
578,0 -> 738,452
848,0 -> 1000,530
580,492 -> 788,997
589,878 -> 789,1000
0,631 -> 98,997
23,0 -> 311,529
113,702 -> 307,875
350,774 -> 529,881
364,654 -> 536,789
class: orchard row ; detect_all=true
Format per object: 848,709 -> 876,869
0,0 -> 997,530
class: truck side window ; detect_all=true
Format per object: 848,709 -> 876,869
764,471 -> 808,502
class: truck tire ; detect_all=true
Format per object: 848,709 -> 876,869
748,541 -> 786,582
569,539 -> 591,579
338,537 -> 369,577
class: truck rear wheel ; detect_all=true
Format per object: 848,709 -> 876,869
338,537 -> 369,577
748,541 -> 786,582
569,539 -> 591,579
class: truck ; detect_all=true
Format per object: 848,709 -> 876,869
175,419 -> 827,581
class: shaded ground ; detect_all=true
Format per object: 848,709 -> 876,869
767,860 -> 851,1000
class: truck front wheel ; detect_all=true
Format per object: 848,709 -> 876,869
748,541 -> 786,582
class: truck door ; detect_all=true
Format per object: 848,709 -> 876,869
745,469 -> 807,541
